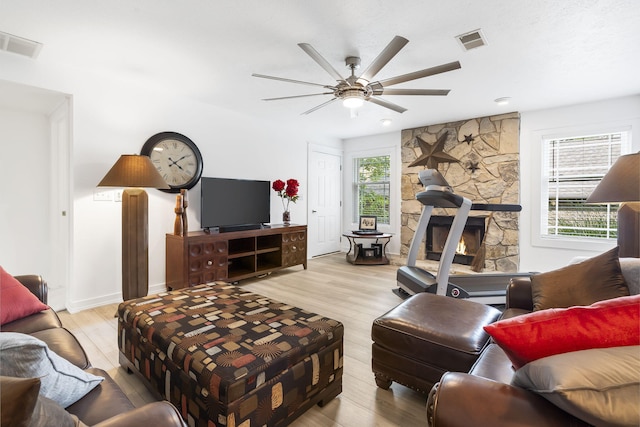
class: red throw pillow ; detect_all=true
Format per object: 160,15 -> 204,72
484,294 -> 640,369
0,266 -> 49,325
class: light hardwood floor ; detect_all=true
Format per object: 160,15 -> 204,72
58,253 -> 428,427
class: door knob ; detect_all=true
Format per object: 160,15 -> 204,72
312,210 -> 317,213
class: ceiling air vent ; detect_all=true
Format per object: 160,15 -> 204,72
456,29 -> 486,51
0,31 -> 42,59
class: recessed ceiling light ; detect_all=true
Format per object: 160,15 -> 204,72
494,97 -> 511,106
380,118 -> 392,126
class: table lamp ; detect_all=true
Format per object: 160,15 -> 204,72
586,152 -> 640,257
98,154 -> 170,300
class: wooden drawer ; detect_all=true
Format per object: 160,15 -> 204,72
282,231 -> 306,267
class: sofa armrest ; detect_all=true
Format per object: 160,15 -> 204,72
93,401 -> 186,427
505,277 -> 533,311
427,372 -> 589,427
14,275 -> 48,304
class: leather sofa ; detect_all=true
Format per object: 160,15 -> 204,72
425,276 -> 593,426
425,256 -> 639,427
1,275 -> 187,427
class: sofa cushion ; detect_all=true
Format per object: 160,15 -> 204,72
0,375 -> 41,426
530,247 -> 629,311
0,266 -> 49,325
512,346 -> 640,427
0,332 -> 103,408
484,294 -> 640,369
30,328 -> 91,369
65,368 -> 136,426
0,308 -> 63,334
468,343 -> 515,384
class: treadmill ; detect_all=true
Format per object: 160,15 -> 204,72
397,169 -> 531,305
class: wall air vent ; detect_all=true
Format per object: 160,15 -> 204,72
456,29 -> 487,51
0,31 -> 42,59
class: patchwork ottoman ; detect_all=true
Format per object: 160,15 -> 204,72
118,282 -> 343,427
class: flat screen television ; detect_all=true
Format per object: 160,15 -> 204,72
200,177 -> 271,232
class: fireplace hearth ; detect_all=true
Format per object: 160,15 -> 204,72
426,216 -> 486,266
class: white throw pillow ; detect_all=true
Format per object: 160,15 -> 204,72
512,345 -> 640,427
0,332 -> 103,408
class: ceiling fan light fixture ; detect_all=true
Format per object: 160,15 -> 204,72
342,89 -> 365,109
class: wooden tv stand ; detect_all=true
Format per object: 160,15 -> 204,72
165,224 -> 307,289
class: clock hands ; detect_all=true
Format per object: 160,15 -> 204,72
168,155 -> 189,171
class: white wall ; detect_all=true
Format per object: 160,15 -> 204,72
519,95 -> 640,271
0,57 -> 339,312
342,131 -> 402,255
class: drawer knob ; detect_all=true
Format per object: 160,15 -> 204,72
207,260 -> 213,266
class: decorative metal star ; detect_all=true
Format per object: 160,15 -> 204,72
408,131 -> 460,169
463,134 -> 475,144
467,161 -> 480,173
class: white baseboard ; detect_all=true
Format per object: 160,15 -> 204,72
65,282 -> 169,314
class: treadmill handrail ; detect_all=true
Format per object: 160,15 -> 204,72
434,196 -> 471,295
416,189 -> 465,208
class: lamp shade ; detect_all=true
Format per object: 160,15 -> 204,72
586,152 -> 640,203
98,154 -> 170,189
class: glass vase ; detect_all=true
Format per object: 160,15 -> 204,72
282,211 -> 291,225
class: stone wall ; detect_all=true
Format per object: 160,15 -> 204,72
400,112 -> 521,272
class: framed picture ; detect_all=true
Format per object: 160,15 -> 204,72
359,215 -> 377,231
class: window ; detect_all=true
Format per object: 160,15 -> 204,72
353,155 -> 390,224
542,131 -> 631,240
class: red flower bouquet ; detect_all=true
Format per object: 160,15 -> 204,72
272,179 -> 299,223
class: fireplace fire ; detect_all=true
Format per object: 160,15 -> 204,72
426,216 -> 486,265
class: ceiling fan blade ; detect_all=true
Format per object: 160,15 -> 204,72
252,73 -> 334,89
356,35 -> 409,85
262,92 -> 334,101
375,88 -> 451,96
298,43 -> 347,84
301,97 -> 339,115
377,61 -> 461,87
367,97 -> 407,114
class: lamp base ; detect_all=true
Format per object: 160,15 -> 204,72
122,188 -> 149,300
618,202 -> 640,258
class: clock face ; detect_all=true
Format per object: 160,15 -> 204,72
141,132 -> 203,193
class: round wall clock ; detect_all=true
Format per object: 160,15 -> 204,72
141,132 -> 203,193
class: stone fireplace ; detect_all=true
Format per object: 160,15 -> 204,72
400,112 -> 521,272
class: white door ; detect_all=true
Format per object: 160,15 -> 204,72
49,99 -> 72,310
308,145 -> 342,257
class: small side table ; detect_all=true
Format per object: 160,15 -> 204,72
342,232 -> 393,265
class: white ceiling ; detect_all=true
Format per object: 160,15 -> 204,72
1,0 -> 639,139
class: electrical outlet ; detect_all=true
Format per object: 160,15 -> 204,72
93,190 -> 113,201
114,189 -> 123,202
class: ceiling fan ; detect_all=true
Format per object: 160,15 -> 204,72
252,35 -> 461,115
